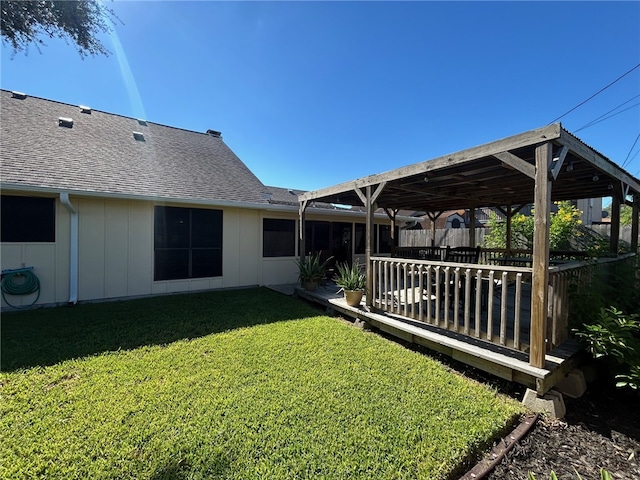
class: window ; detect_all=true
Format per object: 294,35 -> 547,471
354,224 -> 366,254
154,206 -> 222,281
375,224 -> 398,254
1,195 -> 55,242
263,218 -> 295,257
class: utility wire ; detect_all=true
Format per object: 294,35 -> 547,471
548,63 -> 640,124
622,132 -> 640,168
574,94 -> 640,132
574,102 -> 640,133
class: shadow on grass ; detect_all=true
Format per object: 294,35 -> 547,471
1,287 -> 320,372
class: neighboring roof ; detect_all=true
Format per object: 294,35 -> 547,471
299,124 -> 640,212
1,90 -> 269,205
265,185 -> 352,211
265,186 -> 309,207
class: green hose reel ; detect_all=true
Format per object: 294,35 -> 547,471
1,267 -> 40,309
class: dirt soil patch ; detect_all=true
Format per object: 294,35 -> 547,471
487,381 -> 640,479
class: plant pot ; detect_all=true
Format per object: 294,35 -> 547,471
344,290 -> 364,307
303,280 -> 319,291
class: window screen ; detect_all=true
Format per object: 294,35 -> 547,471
263,219 -> 295,257
1,195 -> 55,242
154,206 -> 222,280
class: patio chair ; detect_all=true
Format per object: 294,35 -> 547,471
444,246 -> 481,264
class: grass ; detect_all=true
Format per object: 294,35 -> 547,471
1,288 -> 525,479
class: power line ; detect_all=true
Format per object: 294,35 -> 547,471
574,102 -> 640,133
622,132 -> 640,168
548,63 -> 640,124
574,94 -> 640,132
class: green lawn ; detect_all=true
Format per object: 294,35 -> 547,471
1,288 -> 524,479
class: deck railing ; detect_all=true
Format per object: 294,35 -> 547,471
371,256 -> 533,352
370,253 -> 636,356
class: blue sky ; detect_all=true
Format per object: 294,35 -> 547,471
2,1 -> 639,193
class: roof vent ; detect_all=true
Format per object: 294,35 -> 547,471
79,105 -> 91,114
58,117 -> 74,128
11,91 -> 27,99
133,131 -> 145,141
206,129 -> 222,138
137,119 -> 147,126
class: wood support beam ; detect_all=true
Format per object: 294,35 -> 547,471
611,194 -> 621,254
365,185 -> 374,307
530,142 -> 553,369
494,151 -> 536,179
354,187 -> 367,206
548,145 -> 568,181
299,200 -> 308,263
426,211 -> 443,246
384,208 -> 399,257
469,199 -> 476,247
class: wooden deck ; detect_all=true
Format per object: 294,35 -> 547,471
295,282 -> 584,395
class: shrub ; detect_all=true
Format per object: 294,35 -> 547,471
574,307 -> 640,391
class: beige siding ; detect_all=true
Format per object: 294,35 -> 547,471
1,198 -> 70,308
3,193 -> 399,306
127,202 -> 153,296
78,198 -> 106,300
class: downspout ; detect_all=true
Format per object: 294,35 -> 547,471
59,193 -> 78,305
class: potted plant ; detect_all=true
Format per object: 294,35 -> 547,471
294,252 -> 332,291
333,259 -> 366,306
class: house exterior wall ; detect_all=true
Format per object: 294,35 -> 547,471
2,195 -> 265,308
1,193 -> 401,308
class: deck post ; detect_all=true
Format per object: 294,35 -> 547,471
530,142 -> 553,369
365,185 -> 374,307
632,193 -> 639,254
611,194 -> 621,254
469,199 -> 476,247
505,203 -> 512,257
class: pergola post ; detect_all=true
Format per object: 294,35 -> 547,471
299,200 -> 308,265
632,193 -> 639,254
610,194 -> 621,254
505,204 -> 512,257
384,208 -> 399,257
365,186 -> 374,307
530,142 -> 553,369
469,200 -> 476,247
426,211 -> 442,247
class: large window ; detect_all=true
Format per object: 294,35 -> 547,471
263,218 -> 295,257
154,206 -> 222,281
1,195 -> 55,242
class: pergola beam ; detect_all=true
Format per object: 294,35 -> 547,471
299,124 -> 562,203
494,151 -> 536,179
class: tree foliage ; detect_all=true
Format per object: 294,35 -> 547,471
485,201 -> 585,251
1,1 -> 117,57
484,201 -> 613,253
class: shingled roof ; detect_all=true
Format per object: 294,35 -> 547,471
1,90 -> 269,205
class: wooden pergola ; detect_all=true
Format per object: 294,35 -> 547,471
299,123 -> 640,369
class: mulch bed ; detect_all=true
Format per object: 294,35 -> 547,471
485,379 -> 640,480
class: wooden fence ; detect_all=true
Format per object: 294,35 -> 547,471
401,225 -> 637,248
